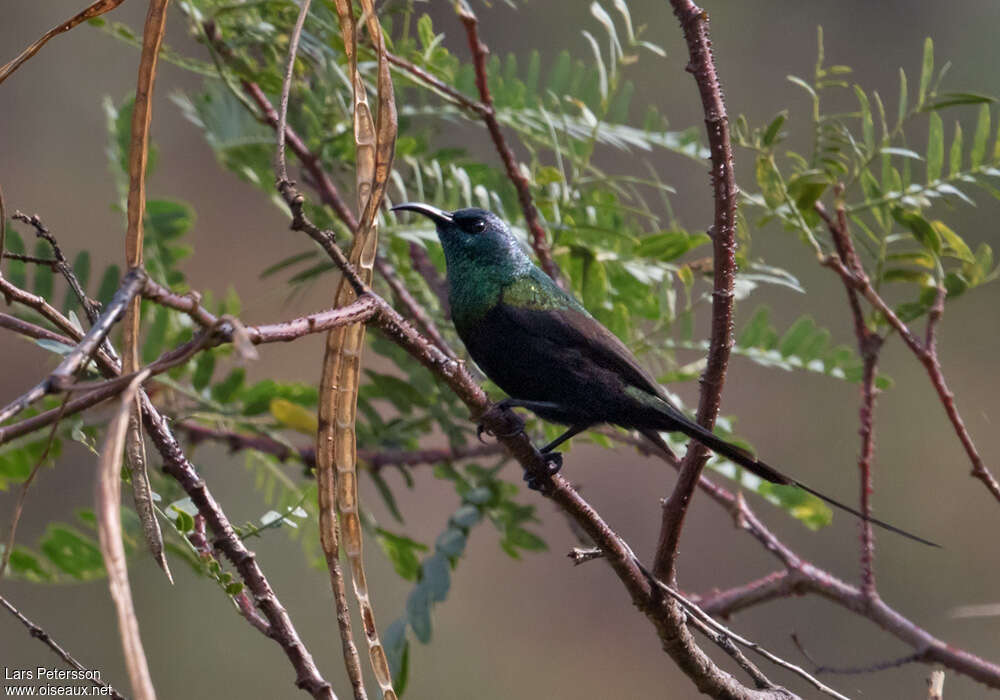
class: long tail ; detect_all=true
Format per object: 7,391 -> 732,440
646,399 -> 939,547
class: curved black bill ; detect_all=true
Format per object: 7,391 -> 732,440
391,202 -> 453,226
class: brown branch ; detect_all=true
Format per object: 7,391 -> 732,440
0,0 -> 127,85
790,634 -> 924,675
178,420 -> 503,470
815,203 -> 999,503
140,395 -> 337,700
455,5 -> 561,282
188,514 -> 272,636
0,276 -> 336,699
12,212 -> 101,321
0,268 -> 145,425
652,0 -> 740,584
0,593 -> 128,699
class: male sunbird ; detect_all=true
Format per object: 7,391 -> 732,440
392,203 -> 935,546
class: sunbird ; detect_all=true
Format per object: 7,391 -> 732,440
392,202 -> 935,546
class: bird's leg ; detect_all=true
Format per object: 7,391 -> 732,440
523,424 -> 590,492
476,398 -> 566,442
539,424 -> 589,454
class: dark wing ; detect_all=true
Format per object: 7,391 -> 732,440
498,268 -> 666,401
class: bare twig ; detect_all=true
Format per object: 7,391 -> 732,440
653,0 -> 740,585
0,275 -> 336,699
0,268 -> 144,425
275,0 -> 312,184
455,4 -> 561,282
0,0 -> 127,85
815,202 -> 999,503
0,593 -> 128,699
12,212 -> 100,320
790,633 -> 925,675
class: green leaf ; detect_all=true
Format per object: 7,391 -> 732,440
504,527 -> 547,552
755,155 -> 784,209
581,256 -> 608,310
406,584 -> 432,643
949,121 -> 963,175
377,529 -> 428,581
855,86 -> 874,150
384,618 -> 409,685
6,547 -> 54,582
918,37 -> 934,108
370,469 -> 404,523
897,68 -> 908,126
971,104 -> 991,167
451,505 -> 482,529
142,305 -> 170,364
737,307 -> 771,349
192,352 -> 215,391
63,251 -> 91,312
434,528 -> 466,558
5,228 -> 26,289
211,367 -> 246,403
145,199 -> 194,240
634,231 -> 709,262
421,552 -> 451,603
927,112 -> 944,182
893,208 -> 941,255
925,92 -> 996,111
39,526 -> 103,580
778,317 -> 816,358
762,111 -> 787,147
932,221 -> 974,262
96,265 -> 121,306
32,240 -> 53,299
417,14 -> 435,51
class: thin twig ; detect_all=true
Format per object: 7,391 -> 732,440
455,4 -> 561,282
653,0 -> 740,585
0,593 -> 128,699
0,268 -> 144,425
275,0 -> 313,184
0,275 -> 337,699
790,633 -> 925,675
0,0 -> 127,85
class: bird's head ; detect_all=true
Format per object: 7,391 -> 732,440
391,202 -> 530,274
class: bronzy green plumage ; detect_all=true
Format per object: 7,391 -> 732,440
392,203 -> 934,546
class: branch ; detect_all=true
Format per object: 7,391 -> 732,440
0,267 -> 144,425
0,0 -> 127,85
653,0 -> 740,584
0,274 -> 337,699
455,5 -> 561,282
815,203 -> 1000,503
177,421 -> 503,471
0,593 -> 128,699
12,212 -> 101,321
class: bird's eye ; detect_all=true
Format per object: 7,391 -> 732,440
461,218 -> 486,234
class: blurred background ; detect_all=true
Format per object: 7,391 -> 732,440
2,1 -> 1000,698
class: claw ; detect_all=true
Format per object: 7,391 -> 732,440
523,451 -> 563,492
476,400 -> 525,442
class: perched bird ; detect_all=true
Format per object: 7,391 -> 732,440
392,202 -> 935,546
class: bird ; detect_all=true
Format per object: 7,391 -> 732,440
391,202 -> 936,547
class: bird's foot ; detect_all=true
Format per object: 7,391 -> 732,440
476,399 -> 525,443
523,451 -> 562,492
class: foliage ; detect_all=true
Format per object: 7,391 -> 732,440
3,1 -> 998,695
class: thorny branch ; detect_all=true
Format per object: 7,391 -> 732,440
815,200 -> 999,503
653,0 -> 740,586
455,4 -> 562,283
